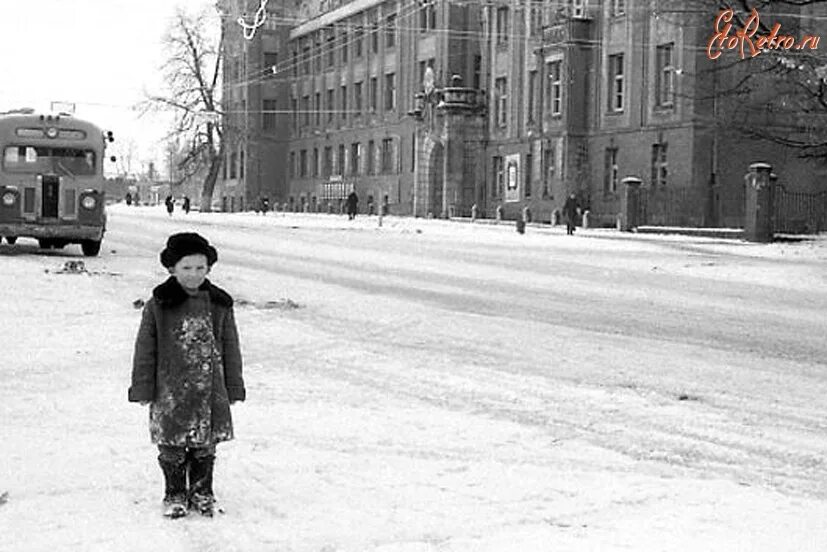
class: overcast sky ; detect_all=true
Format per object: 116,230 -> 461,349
0,0 -> 220,175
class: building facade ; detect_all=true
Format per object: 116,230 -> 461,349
217,0 -> 297,212
222,0 -> 827,226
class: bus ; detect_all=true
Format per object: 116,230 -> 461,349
0,108 -> 111,256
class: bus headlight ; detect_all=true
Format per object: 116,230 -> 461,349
81,196 -> 97,210
2,192 -> 16,206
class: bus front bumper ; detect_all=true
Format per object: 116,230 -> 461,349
0,222 -> 105,242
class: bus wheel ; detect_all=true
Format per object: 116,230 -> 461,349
38,239 -> 53,249
81,240 -> 102,257
3,236 -> 16,245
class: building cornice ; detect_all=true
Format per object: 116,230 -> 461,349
289,0 -> 384,40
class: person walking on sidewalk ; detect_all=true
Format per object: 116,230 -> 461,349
129,232 -> 246,518
562,193 -> 581,235
345,190 -> 359,220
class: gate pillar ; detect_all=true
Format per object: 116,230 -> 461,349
744,162 -> 774,242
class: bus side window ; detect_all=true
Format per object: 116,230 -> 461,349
25,147 -> 37,163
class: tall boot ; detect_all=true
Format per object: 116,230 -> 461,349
188,453 -> 216,517
158,458 -> 188,518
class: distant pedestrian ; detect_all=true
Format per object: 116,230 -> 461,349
259,197 -> 270,214
134,192 -> 141,206
345,190 -> 359,220
182,196 -> 191,215
562,193 -> 580,235
125,192 -> 133,206
165,195 -> 174,216
129,232 -> 245,519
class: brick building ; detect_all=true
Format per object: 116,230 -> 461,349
222,0 -> 827,226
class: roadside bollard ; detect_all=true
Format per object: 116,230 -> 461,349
582,210 -> 590,229
496,205 -> 503,221
551,209 -> 560,226
471,204 -> 478,221
516,219 -> 526,234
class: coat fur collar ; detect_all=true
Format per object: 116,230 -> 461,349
152,276 -> 233,308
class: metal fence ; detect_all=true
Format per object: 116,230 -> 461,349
632,186 -> 705,228
773,187 -> 827,234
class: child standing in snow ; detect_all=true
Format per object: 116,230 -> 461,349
129,232 -> 245,518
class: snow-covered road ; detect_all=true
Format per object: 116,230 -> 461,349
3,204 -> 826,551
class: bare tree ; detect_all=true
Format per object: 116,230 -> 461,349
143,7 -> 224,211
688,0 -> 827,159
111,137 -> 138,177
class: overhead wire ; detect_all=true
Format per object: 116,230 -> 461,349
220,0 -> 826,92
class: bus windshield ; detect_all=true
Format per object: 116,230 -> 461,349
3,145 -> 96,176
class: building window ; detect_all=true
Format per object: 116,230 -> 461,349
323,146 -> 333,177
337,144 -> 345,175
473,55 -> 482,90
350,142 -> 361,175
529,1 -> 543,36
340,85 -> 348,120
525,153 -> 533,198
300,149 -> 308,177
572,0 -> 587,19
543,144 -> 555,198
611,0 -> 625,16
604,147 -> 619,194
369,77 -> 378,112
420,0 -> 436,32
355,25 -> 364,57
492,156 -> 504,198
262,99 -> 277,130
527,71 -> 537,125
327,89 -> 335,122
263,52 -> 278,73
381,138 -> 394,173
291,96 -> 298,130
367,140 -> 375,174
386,13 -> 397,48
495,77 -> 508,128
302,95 -> 310,126
370,10 -> 379,53
656,43 -> 675,107
288,151 -> 294,178
302,41 -> 311,74
608,53 -> 624,112
326,27 -> 335,67
341,30 -> 348,62
314,33 -> 322,73
385,72 -> 396,111
313,148 -> 319,177
652,142 -> 668,186
315,92 -> 321,126
239,149 -> 244,179
354,81 -> 363,115
496,7 -> 510,46
547,61 -> 562,116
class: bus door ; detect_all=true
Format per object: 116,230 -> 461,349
42,175 -> 59,218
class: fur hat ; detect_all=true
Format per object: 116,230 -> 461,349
159,232 -> 218,268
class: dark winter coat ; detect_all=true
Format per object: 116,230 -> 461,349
345,192 -> 359,215
129,277 -> 245,447
562,196 -> 580,223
